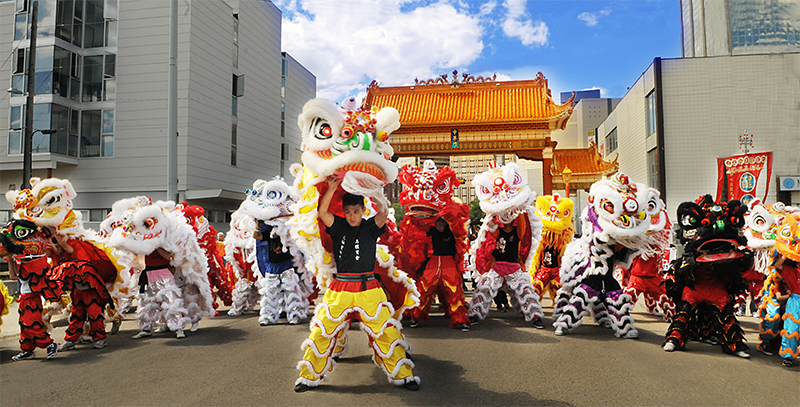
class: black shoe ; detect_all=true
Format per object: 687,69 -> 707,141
409,320 -> 419,328
11,351 -> 35,361
403,380 -> 420,391
532,318 -> 544,329
46,343 -> 59,360
294,383 -> 313,393
469,316 -> 479,325
458,323 -> 470,332
783,359 -> 793,367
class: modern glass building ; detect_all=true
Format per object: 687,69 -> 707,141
681,0 -> 800,57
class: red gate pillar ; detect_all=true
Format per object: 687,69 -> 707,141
542,147 -> 553,196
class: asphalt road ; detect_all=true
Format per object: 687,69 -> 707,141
1,295 -> 797,407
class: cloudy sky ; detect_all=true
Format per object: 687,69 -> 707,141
274,0 -> 681,103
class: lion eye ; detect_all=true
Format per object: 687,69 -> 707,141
780,225 -> 792,239
142,218 -> 157,229
316,123 -> 333,140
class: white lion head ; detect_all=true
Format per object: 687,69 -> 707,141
472,161 -> 535,224
297,98 -> 400,194
239,177 -> 298,221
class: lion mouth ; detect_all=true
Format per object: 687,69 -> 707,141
696,238 -> 745,262
336,163 -> 385,182
406,204 -> 440,218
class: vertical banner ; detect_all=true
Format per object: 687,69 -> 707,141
716,152 -> 773,206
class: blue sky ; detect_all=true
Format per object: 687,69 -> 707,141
275,0 -> 682,103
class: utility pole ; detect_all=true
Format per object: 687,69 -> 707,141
23,1 -> 38,190
167,0 -> 179,202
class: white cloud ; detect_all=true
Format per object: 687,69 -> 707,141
583,86 -> 609,98
479,1 -> 497,16
279,0 -> 484,101
501,0 -> 548,47
577,9 -> 611,27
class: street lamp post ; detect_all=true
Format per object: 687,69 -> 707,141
562,166 -> 573,197
22,1 -> 39,190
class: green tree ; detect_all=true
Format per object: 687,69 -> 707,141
392,202 -> 405,221
469,199 -> 484,223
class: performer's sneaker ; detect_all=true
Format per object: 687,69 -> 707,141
294,383 -> 313,393
409,320 -> 419,328
11,351 -> 35,361
132,330 -> 152,339
176,329 -> 186,339
468,316 -> 479,325
46,343 -> 59,360
190,322 -> 199,332
663,341 -> 676,352
734,350 -> 750,358
554,326 -> 565,336
109,320 -> 121,335
458,323 -> 470,332
532,317 -> 545,329
59,341 -> 76,351
93,340 -> 106,349
782,358 -> 793,367
403,378 -> 420,391
155,326 -> 170,333
758,343 -> 774,356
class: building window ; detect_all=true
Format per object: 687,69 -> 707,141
605,127 -> 618,154
280,142 -> 288,178
232,97 -> 237,117
646,90 -> 657,136
232,74 -> 244,97
101,110 -> 113,156
647,147 -> 659,190
231,123 -> 237,166
233,16 -> 239,69
280,102 -> 285,138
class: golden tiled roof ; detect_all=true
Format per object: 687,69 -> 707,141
551,143 -> 619,176
362,72 -> 574,127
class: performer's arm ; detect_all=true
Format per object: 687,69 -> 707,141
53,229 -> 74,254
318,176 -> 341,228
373,197 -> 388,229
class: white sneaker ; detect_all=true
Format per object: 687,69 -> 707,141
663,342 -> 676,352
155,326 -> 170,333
190,322 -> 199,332
109,320 -> 122,335
93,339 -> 106,349
554,326 -> 565,336
59,341 -> 76,351
624,329 -> 639,339
132,330 -> 152,339
176,329 -> 186,339
734,350 -> 750,358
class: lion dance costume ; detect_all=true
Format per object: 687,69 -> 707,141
287,98 -> 420,390
0,219 -> 62,360
553,173 -> 671,338
742,200 -> 795,318
663,195 -> 752,357
7,177 -> 134,334
466,161 -> 545,326
529,193 -> 574,303
758,213 -> 800,366
397,160 -> 470,329
224,203 -> 260,315
239,177 -> 314,325
105,197 -> 216,338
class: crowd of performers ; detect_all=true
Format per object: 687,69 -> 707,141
1,98 -> 797,393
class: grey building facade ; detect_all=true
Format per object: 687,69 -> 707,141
0,0 -> 316,231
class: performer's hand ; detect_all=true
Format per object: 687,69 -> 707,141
327,175 -> 342,188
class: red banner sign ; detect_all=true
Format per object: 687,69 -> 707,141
716,152 -> 772,206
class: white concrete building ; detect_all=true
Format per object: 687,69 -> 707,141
597,52 -> 800,218
0,0 -> 316,231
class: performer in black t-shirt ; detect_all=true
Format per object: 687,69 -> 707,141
408,217 -> 471,331
295,176 -> 419,392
